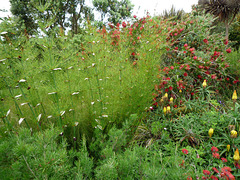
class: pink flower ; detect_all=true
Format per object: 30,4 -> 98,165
133,15 -> 137,19
170,66 -> 174,70
184,43 -> 188,47
193,56 -> 197,60
175,47 -> 178,50
182,149 -> 189,154
122,21 -> 127,28
184,72 -> 188,77
226,48 -> 231,53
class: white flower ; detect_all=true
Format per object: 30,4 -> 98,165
48,92 -> 57,95
36,103 -> 41,107
60,111 -> 65,116
68,66 -> 73,70
19,79 -> 26,82
37,114 -> 42,122
15,94 -> 22,98
19,118 -> 25,125
75,122 -> 79,126
47,115 -> 52,118
72,92 -> 79,95
97,125 -> 103,130
69,109 -> 74,111
92,63 -> 96,67
0,59 -> 6,62
91,102 -> 94,105
85,78 -> 89,80
21,103 -> 28,106
53,68 -> 62,71
0,31 -> 8,35
6,109 -> 10,117
93,53 -> 95,56
102,115 -> 108,118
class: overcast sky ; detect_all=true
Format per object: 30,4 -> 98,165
0,0 -> 198,19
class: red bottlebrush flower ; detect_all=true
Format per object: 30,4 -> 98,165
122,21 -> 127,28
170,66 -> 174,70
212,167 -> 219,174
212,152 -> 220,159
203,170 -> 211,175
221,158 -> 227,163
184,72 -> 188,77
203,39 -> 209,44
169,86 -> 173,91
233,80 -> 238,84
210,175 -> 218,180
226,48 -> 231,53
211,75 -> 217,79
175,47 -> 178,50
184,43 -> 188,47
193,56 -> 197,60
182,149 -> 189,154
189,48 -> 195,52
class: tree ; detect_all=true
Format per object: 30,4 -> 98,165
198,0 -> 240,40
93,0 -> 134,26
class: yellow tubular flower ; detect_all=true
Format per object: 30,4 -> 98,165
163,107 -> 167,114
232,90 -> 237,100
167,105 -> 171,113
179,89 -> 182,93
202,80 -> 207,88
208,128 -> 214,138
164,93 -> 168,98
170,97 -> 173,104
233,149 -> 240,162
227,145 -> 230,152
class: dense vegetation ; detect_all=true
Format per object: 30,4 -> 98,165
0,3 -> 240,180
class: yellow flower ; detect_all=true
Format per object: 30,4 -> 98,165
167,105 -> 171,113
179,89 -> 182,93
164,93 -> 168,98
233,149 -> 240,162
208,128 -> 214,138
227,145 -> 230,152
163,107 -> 167,114
170,97 -> 173,104
202,80 -> 207,88
231,130 -> 238,138
232,90 -> 237,101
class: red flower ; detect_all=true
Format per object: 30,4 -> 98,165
184,72 -> 188,77
203,170 -> 211,175
226,78 -> 230,81
221,158 -> 227,163
224,39 -> 228,45
212,152 -> 220,159
184,43 -> 188,47
233,80 -> 239,84
210,175 -> 218,180
212,167 -> 219,174
193,56 -> 197,60
187,177 -> 192,180
122,21 -> 127,28
170,66 -> 174,70
133,15 -> 137,18
131,52 -> 136,56
234,162 -> 240,169
211,146 -> 219,152
183,51 -> 187,54
175,47 -> 178,50
182,149 -> 188,154
169,86 -> 173,91
203,39 -> 209,44
226,48 -> 231,53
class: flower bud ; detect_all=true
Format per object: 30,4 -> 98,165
232,90 -> 237,101
167,105 -> 171,113
170,97 -> 173,104
234,149 -> 240,162
163,107 -> 167,114
208,128 -> 214,138
202,80 -> 207,88
231,130 -> 238,138
227,145 -> 230,152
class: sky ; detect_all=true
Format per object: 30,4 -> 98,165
0,0 -> 198,19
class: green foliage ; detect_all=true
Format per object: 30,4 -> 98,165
93,0 -> 134,26
0,127 -> 94,179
